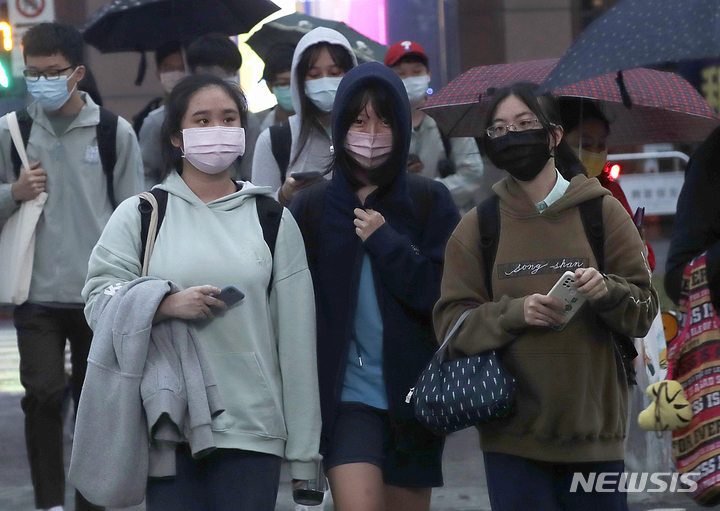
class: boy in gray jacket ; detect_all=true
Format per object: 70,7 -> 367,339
0,23 -> 142,511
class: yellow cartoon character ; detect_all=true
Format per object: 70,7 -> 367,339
638,380 -> 692,431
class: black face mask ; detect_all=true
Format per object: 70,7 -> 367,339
485,128 -> 552,182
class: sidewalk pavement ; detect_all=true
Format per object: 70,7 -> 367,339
0,320 -> 702,510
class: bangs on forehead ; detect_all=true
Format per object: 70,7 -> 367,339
357,88 -> 393,122
307,43 -> 345,68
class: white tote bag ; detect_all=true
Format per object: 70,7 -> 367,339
0,111 -> 47,305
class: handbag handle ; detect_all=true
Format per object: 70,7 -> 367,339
436,309 -> 473,362
137,191 -> 159,277
7,112 -> 31,173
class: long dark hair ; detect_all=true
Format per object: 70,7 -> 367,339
482,83 -> 586,181
330,80 -> 402,189
293,42 -> 354,166
160,74 -> 248,180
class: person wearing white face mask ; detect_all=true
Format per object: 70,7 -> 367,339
385,40 -> 484,214
82,74 -> 321,511
252,28 -> 357,206
0,22 -> 142,511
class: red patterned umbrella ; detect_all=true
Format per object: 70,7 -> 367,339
423,58 -> 719,147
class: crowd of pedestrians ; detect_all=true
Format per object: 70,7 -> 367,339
4,17 -> 714,511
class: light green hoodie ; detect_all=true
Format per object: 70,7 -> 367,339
83,172 -> 321,479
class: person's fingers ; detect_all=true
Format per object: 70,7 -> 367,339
205,296 -> 227,309
29,161 -> 41,170
354,208 -> 369,220
197,285 -> 222,296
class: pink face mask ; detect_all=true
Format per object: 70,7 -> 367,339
182,126 -> 245,175
344,131 -> 393,169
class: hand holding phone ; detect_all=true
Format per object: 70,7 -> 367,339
212,286 -> 245,309
546,271 -> 587,330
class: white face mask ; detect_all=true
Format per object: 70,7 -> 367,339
402,75 -> 430,105
159,71 -> 187,94
181,126 -> 245,175
305,76 -> 343,112
25,68 -> 78,111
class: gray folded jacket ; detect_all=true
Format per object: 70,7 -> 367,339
69,277 -> 224,508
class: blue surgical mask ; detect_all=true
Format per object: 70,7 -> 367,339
25,71 -> 76,111
305,76 -> 343,112
273,85 -> 294,111
402,75 -> 430,105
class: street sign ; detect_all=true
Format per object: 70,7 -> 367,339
617,171 -> 685,216
8,0 -> 55,26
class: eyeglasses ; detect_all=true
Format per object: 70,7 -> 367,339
23,66 -> 74,82
485,118 -> 542,139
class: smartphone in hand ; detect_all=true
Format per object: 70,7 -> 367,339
546,271 -> 587,331
633,207 -> 645,230
212,286 -> 245,308
291,171 -> 323,181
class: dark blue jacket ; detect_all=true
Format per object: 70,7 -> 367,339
290,62 -> 460,450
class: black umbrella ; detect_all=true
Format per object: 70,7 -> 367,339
542,0 -> 720,93
82,0 -> 279,54
246,13 -> 387,64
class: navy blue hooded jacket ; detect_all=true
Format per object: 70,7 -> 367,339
289,62 -> 460,450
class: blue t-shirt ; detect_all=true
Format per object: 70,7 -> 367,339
341,255 -> 388,409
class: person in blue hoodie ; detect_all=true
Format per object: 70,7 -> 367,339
290,62 -> 460,511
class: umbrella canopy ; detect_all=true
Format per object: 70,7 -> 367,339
246,13 -> 387,64
82,0 -> 279,53
422,58 -> 719,146
542,0 -> 720,92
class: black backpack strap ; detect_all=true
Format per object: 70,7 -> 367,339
406,174 -> 433,228
138,188 -> 168,268
10,108 -> 33,179
255,195 -> 284,293
97,107 -> 119,209
270,121 -> 292,184
578,195 -> 637,385
578,196 -> 605,272
477,195 -> 500,301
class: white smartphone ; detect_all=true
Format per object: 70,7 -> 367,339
546,271 -> 587,331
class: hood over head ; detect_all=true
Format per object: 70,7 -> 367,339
156,172 -> 274,212
290,27 -> 358,116
331,61 -> 412,189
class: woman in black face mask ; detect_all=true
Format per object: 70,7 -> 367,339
434,83 -> 658,510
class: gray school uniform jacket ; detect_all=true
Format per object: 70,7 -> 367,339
0,93 -> 142,305
69,277 -> 224,508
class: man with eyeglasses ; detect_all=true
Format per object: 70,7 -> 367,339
0,22 -> 141,511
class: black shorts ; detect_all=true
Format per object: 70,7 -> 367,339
323,402 -> 445,488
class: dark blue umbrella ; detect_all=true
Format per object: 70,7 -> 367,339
542,0 -> 720,93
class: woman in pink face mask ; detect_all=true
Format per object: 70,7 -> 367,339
83,73 -> 321,510
289,63 -> 460,511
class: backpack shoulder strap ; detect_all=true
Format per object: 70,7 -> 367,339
10,108 -> 32,179
441,136 -> 452,159
138,188 -> 168,273
578,196 -> 605,272
406,174 -> 433,228
477,194 -> 500,301
255,195 -> 284,293
270,121 -> 292,184
97,107 -> 119,209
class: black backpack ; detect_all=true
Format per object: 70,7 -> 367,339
477,194 -> 638,385
10,106 -> 119,208
138,189 -> 284,290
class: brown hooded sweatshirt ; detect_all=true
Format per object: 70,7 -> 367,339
433,174 -> 658,463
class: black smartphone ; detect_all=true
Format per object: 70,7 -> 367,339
633,207 -> 645,230
291,171 -> 323,181
213,286 -> 245,308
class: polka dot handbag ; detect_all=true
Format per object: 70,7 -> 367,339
408,310 -> 516,434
